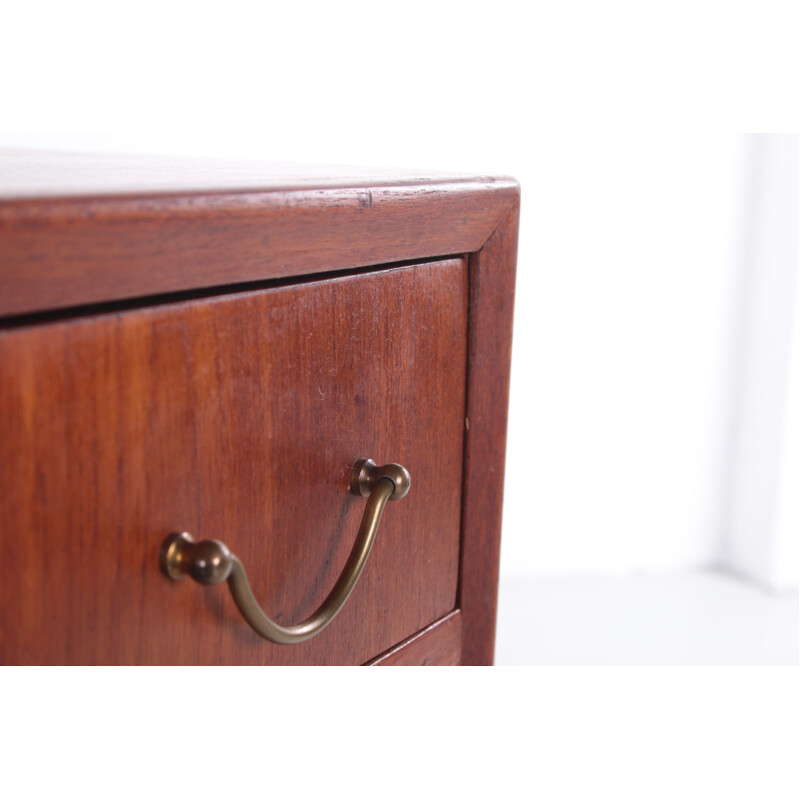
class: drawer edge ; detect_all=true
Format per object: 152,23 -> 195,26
365,610 -> 462,666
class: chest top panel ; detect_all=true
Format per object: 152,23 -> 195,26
0,149 -> 518,318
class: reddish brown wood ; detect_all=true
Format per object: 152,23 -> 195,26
366,611 -> 462,665
458,199 -> 521,665
0,151 -> 517,317
0,154 -> 520,666
0,260 -> 468,665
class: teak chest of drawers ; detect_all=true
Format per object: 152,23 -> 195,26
0,151 -> 519,665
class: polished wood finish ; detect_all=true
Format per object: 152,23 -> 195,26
366,611 -> 462,666
459,201 -> 520,665
0,152 -> 519,666
0,151 -> 517,318
0,260 -> 468,665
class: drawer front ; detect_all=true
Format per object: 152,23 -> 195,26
0,259 -> 467,664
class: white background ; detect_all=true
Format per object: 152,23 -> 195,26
1,1 -> 798,796
502,133 -> 798,589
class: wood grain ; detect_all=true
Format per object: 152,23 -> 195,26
0,260 -> 467,665
459,199 -> 520,665
366,610 -> 462,666
0,151 -> 517,317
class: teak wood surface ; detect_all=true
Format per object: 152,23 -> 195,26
0,151 -> 519,665
0,261 -> 469,665
0,150 -> 517,318
367,611 -> 462,666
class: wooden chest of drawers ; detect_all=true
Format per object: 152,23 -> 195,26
0,151 -> 519,665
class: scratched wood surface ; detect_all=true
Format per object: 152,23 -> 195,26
0,260 -> 468,665
0,149 -> 498,197
0,149 -> 518,317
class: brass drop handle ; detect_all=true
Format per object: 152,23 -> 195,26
158,457 -> 410,645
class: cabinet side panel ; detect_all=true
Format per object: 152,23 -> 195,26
459,201 -> 520,665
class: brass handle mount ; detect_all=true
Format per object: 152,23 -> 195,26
159,458 -> 410,645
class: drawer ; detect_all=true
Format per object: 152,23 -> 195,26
0,259 -> 468,664
0,152 -> 520,665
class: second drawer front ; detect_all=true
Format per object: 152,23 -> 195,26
0,259 -> 468,664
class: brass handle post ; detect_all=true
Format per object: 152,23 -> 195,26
159,458 -> 410,645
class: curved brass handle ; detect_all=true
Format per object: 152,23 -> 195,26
158,457 -> 410,645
